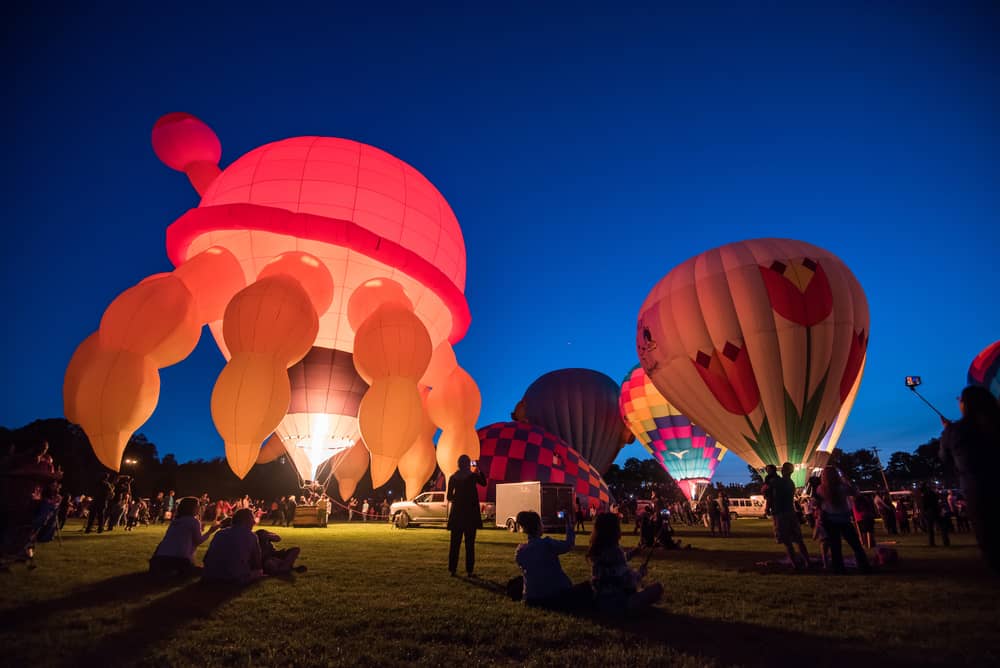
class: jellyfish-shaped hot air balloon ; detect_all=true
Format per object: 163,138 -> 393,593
477,422 -> 613,511
968,341 -> 1000,399
636,238 -> 869,486
512,369 -> 634,475
64,113 -> 475,485
619,364 -> 727,500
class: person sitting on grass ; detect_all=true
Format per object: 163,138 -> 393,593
511,509 -> 591,610
256,528 -> 307,575
149,497 -> 221,577
588,512 -> 663,615
202,508 -> 262,584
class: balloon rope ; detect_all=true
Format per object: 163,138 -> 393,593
323,496 -> 391,521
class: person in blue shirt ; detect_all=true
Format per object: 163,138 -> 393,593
513,509 -> 591,610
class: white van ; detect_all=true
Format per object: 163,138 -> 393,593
727,495 -> 767,519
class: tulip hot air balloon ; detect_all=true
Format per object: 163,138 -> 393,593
968,340 -> 1000,399
477,422 -> 613,511
637,238 -> 869,486
619,364 -> 727,500
512,368 -> 634,475
809,353 -> 866,471
64,113 -> 479,481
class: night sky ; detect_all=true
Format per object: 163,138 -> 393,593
3,3 -> 998,485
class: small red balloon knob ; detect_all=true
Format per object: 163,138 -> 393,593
152,113 -> 221,195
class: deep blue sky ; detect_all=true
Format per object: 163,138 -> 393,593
3,3 -> 998,485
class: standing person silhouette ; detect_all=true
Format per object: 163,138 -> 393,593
446,455 -> 487,577
940,385 -> 1000,572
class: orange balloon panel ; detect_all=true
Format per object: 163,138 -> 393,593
172,246 -> 246,323
258,251 -> 335,314
99,275 -> 201,367
435,426 -> 481,478
358,376 -> 423,487
211,356 -> 292,479
221,275 -> 318,364
426,367 -> 482,430
347,278 -> 413,332
397,388 -> 438,499
420,341 -> 458,388
352,304 -> 432,383
332,439 -> 371,501
73,350 -> 160,471
186,231 -> 457,359
256,433 -> 285,465
637,238 -> 869,480
63,332 -> 102,424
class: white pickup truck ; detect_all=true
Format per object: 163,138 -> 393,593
389,491 -> 495,529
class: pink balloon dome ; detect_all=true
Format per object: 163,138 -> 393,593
160,115 -> 470,350
198,137 -> 466,291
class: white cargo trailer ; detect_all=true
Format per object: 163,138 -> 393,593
494,481 -> 575,532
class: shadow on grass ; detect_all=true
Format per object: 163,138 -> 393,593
597,608 -> 951,668
456,576 -> 961,667
458,574 -> 512,597
0,571 -> 191,628
72,580 -> 250,666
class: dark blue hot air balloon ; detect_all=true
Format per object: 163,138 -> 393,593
512,368 -> 634,474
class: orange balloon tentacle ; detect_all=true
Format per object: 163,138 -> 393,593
212,274 -> 322,478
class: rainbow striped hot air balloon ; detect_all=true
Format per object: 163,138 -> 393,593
619,364 -> 726,500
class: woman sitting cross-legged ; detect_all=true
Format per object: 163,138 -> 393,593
149,497 -> 220,576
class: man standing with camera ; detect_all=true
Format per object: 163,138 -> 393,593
446,455 -> 487,577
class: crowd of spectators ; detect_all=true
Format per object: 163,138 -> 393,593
0,441 -> 64,568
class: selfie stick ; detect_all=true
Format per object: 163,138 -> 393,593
907,386 -> 946,420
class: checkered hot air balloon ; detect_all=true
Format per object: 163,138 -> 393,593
968,340 -> 1000,399
619,364 -> 726,500
476,422 -> 613,510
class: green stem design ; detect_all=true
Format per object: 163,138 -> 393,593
803,326 -> 812,430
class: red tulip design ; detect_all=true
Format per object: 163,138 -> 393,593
692,341 -> 761,416
840,329 -> 867,401
759,258 -> 833,327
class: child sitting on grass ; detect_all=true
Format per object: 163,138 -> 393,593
510,509 -> 591,610
588,512 -> 663,615
256,529 -> 307,575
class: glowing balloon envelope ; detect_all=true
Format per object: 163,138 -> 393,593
272,347 -> 368,482
637,238 -> 869,485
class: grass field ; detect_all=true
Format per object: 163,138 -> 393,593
2,518 -> 998,667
